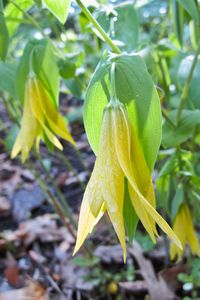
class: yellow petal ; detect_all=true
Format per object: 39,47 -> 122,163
111,103 -> 157,236
112,103 -> 155,202
35,136 -> 41,152
87,166 -> 105,217
46,114 -> 75,146
99,107 -> 126,261
170,204 -> 199,260
11,133 -> 22,159
73,183 -> 105,255
74,106 -> 127,260
33,78 -> 75,146
170,206 -> 185,260
137,189 -> 182,249
184,205 -> 200,256
107,210 -> 127,263
110,103 -> 181,250
130,128 -> 156,208
28,78 -> 63,151
11,81 -> 39,162
43,126 -> 63,150
74,143 -> 105,254
128,183 -> 156,243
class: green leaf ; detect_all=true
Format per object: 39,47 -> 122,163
135,231 -> 154,252
43,0 -> 71,24
176,0 -> 199,22
158,154 -> 177,178
0,61 -> 17,98
58,52 -> 84,79
5,0 -> 34,35
192,191 -> 200,203
191,259 -> 200,286
16,40 -> 35,104
64,78 -> 82,98
72,256 -> 100,267
156,175 -> 170,212
16,39 -> 59,106
162,110 -> 200,147
178,56 -> 200,109
96,2 -> 139,52
123,179 -> 138,243
171,184 -> 184,220
84,52 -> 162,172
0,13 -> 9,61
59,60 -> 76,79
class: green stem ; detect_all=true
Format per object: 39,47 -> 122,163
75,0 -> 121,54
176,40 -> 200,124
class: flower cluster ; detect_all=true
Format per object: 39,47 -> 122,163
12,77 -> 75,162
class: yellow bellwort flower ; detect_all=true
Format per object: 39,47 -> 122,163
170,203 -> 200,260
74,101 -> 182,262
11,76 -> 75,162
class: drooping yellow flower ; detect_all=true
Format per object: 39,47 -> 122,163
170,204 -> 200,260
74,101 -> 182,261
12,76 -> 75,162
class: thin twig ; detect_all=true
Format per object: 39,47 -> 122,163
75,0 -> 121,54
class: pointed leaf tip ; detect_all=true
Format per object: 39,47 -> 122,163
43,0 -> 72,24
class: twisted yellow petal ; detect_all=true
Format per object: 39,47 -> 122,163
73,189 -> 105,255
111,103 -> 181,249
32,78 -> 75,146
112,103 -> 157,240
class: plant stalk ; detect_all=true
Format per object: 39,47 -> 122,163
75,0 -> 121,54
